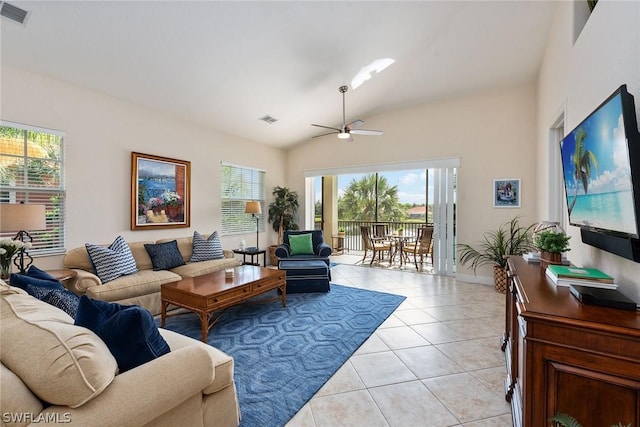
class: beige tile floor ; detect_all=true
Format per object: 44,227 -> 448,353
285,260 -> 513,427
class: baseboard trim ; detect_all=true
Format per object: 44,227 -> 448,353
455,273 -> 493,286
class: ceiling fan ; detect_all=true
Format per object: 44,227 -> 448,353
311,85 -> 383,142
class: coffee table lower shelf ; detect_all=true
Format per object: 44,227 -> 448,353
160,266 -> 286,342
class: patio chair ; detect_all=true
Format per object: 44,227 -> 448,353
360,226 -> 392,265
401,225 -> 433,270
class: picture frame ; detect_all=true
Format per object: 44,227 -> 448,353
493,178 -> 521,208
131,152 -> 191,230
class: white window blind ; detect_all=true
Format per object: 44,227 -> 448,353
0,122 -> 66,255
221,163 -> 265,235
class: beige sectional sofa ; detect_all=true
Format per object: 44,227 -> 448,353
63,235 -> 241,315
0,281 -> 240,427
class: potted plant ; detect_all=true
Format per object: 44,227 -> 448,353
267,186 -> 300,265
396,227 -> 404,236
457,216 -> 535,293
535,230 -> 571,270
338,226 -> 346,237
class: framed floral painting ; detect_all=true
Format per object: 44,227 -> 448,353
131,152 -> 191,230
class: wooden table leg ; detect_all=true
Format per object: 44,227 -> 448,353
161,300 -> 168,327
280,284 -> 287,307
199,312 -> 209,342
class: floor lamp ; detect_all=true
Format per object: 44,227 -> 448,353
244,201 -> 262,251
0,203 -> 46,274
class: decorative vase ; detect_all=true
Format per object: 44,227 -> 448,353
540,251 -> 562,271
166,205 -> 179,219
0,261 -> 11,280
494,265 -> 508,294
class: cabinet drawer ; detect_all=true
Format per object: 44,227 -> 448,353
207,284 -> 252,306
253,275 -> 285,291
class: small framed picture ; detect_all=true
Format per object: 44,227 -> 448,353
493,178 -> 521,208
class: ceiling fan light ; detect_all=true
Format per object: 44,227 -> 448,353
338,132 -> 350,139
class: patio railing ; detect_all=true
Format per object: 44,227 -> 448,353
315,220 -> 432,252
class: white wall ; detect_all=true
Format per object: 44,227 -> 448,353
537,0 -> 640,302
1,66 -> 286,269
286,83 -> 539,282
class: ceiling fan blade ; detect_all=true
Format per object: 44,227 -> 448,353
350,129 -> 383,136
312,131 -> 339,138
311,124 -> 341,132
347,119 -> 364,129
347,134 -> 354,142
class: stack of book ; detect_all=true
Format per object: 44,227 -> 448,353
545,264 -> 617,290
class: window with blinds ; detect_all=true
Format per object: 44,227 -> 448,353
0,122 -> 66,255
221,163 -> 265,235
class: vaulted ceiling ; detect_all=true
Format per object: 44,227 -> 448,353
1,1 -> 557,148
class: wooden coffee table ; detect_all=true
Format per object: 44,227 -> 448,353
160,265 -> 286,342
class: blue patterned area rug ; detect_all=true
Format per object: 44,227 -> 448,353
159,284 -> 405,427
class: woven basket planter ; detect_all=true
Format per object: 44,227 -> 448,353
494,265 -> 508,294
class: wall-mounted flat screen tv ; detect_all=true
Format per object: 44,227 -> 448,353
560,84 -> 640,238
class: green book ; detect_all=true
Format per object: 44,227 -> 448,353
546,265 -> 614,283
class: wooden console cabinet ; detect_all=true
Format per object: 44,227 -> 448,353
502,256 -> 640,427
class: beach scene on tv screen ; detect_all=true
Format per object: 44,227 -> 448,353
561,93 -> 637,236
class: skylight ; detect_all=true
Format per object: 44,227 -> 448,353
351,58 -> 395,90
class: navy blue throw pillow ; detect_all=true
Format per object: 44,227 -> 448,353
25,265 -> 59,282
144,240 -> 185,271
10,273 -> 64,292
74,296 -> 170,372
9,273 -> 79,318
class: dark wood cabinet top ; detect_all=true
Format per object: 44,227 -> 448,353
508,256 -> 640,337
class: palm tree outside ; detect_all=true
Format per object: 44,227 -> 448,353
338,174 -> 406,221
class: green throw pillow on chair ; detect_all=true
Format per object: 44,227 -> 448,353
289,233 -> 314,255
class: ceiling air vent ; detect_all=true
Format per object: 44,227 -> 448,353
1,2 -> 28,24
259,115 -> 278,124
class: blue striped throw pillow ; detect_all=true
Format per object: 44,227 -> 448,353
190,231 -> 224,262
85,236 -> 138,284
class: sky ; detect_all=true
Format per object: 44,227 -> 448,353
560,91 -> 633,196
314,169 -> 434,204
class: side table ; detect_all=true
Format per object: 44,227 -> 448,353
233,249 -> 267,267
331,235 -> 346,255
47,269 -> 78,282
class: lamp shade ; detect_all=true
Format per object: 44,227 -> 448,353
0,204 -> 46,232
245,201 -> 262,215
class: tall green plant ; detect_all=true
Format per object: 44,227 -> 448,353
267,186 -> 299,244
457,216 -> 535,272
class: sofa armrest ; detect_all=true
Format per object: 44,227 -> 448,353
65,269 -> 102,294
274,244 -> 290,258
40,345 -> 215,427
223,249 -> 235,259
316,242 -> 332,257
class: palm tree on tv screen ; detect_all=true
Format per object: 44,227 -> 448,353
568,127 -> 598,215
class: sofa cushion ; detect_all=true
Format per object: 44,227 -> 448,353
190,231 -> 224,262
171,257 -> 242,278
0,291 -> 117,408
75,296 -> 171,373
144,240 -> 185,271
85,269 -> 181,302
86,236 -> 138,283
289,233 -> 314,255
9,273 -> 80,318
